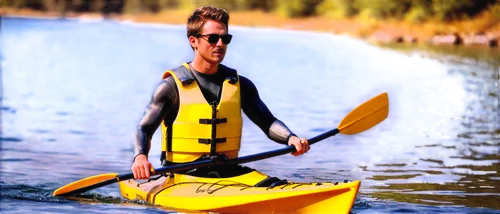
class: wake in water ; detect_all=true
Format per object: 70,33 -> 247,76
0,182 -> 60,203
0,181 -> 129,204
0,181 -> 180,213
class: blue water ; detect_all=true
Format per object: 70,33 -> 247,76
1,17 -> 499,213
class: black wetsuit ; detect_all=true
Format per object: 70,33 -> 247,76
134,64 -> 296,172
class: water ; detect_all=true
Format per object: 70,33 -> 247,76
1,17 -> 499,213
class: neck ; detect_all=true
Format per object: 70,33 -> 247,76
190,57 -> 218,75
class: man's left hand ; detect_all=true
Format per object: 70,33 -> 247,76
288,136 -> 310,156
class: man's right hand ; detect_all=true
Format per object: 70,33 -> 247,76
131,154 -> 153,180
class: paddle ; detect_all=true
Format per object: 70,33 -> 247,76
53,92 -> 389,196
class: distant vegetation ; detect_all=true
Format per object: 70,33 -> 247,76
2,0 -> 499,23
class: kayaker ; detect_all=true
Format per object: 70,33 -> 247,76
131,6 -> 310,181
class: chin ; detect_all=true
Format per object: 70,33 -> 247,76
201,55 -> 224,64
212,57 -> 225,63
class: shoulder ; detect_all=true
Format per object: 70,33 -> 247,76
159,75 -> 177,87
238,75 -> 259,96
217,64 -> 253,83
238,75 -> 253,86
154,76 -> 177,96
219,64 -> 238,78
163,64 -> 191,80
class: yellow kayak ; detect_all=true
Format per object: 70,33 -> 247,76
52,93 -> 387,213
119,170 -> 360,213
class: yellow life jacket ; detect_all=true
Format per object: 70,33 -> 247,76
161,62 -> 242,163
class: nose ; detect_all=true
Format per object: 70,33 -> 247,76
216,38 -> 224,46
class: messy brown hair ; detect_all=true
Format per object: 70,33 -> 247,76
187,6 -> 229,39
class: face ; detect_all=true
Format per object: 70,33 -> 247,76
190,20 -> 229,64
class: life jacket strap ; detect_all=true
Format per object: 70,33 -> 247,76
199,118 -> 227,124
198,138 -> 227,144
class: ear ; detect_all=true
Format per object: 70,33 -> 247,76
189,36 -> 198,50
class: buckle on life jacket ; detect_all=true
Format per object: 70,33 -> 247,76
180,78 -> 194,86
198,138 -> 227,144
199,118 -> 227,124
227,76 -> 238,84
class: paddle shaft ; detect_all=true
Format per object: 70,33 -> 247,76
58,128 -> 340,196
153,129 -> 340,171
230,128 -> 340,164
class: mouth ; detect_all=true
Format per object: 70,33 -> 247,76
213,49 -> 225,55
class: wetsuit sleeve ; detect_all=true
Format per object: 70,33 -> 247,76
134,77 -> 178,160
239,75 -> 296,145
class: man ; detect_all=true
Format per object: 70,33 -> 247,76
131,6 -> 309,180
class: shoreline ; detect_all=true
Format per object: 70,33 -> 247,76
2,7 -> 499,48
0,8 -> 500,70
0,7 -> 500,48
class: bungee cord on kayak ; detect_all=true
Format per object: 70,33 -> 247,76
131,174 -> 331,194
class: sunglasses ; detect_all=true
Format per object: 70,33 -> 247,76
197,34 -> 233,44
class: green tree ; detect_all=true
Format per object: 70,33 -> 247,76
28,0 -> 45,10
316,0 -> 357,18
432,0 -> 496,21
178,0 -> 200,12
405,0 -> 433,23
89,0 -> 105,12
247,0 -> 276,11
123,0 -> 141,14
12,0 -> 27,8
122,0 -> 174,14
491,3 -> 500,22
353,0 -> 412,20
273,0 -> 322,18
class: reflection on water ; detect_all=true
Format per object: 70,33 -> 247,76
366,160 -> 499,208
0,17 -> 498,213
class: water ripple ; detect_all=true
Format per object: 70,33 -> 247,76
0,137 -> 23,142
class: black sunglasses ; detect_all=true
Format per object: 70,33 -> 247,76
197,34 -> 233,44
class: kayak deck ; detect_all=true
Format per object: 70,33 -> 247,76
119,170 -> 360,213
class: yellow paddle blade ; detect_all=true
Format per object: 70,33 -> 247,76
53,173 -> 118,196
338,92 -> 389,135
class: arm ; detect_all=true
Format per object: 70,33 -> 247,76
132,77 -> 179,179
239,76 -> 295,144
